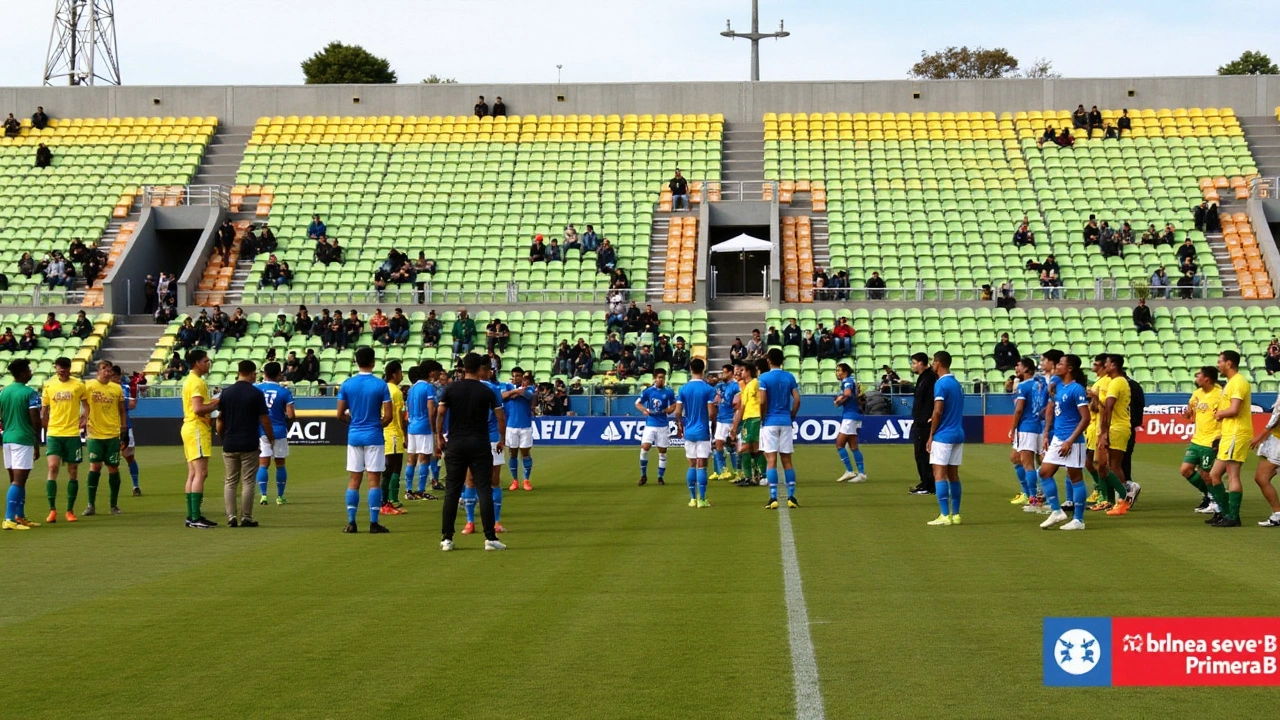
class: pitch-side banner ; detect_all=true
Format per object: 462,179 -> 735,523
986,406 -> 1275,444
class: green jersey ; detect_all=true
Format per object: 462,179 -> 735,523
0,382 -> 40,447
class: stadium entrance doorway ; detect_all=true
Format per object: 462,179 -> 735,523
710,227 -> 770,296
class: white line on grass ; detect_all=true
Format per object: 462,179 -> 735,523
778,506 -> 826,720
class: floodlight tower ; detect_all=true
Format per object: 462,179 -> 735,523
43,0 -> 121,86
720,0 -> 789,82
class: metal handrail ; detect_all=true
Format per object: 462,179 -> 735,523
715,180 -> 777,201
1250,176 -> 1278,199
805,280 -> 1225,303
193,283 -> 625,308
141,184 -> 230,209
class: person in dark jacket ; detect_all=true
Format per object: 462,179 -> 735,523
909,352 -> 937,495
1121,372 -> 1145,503
782,318 -> 802,347
993,333 -> 1020,373
1133,299 -> 1155,333
35,143 -> 52,168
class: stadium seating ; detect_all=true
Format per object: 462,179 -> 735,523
232,114 -> 723,303
144,307 -> 709,395
663,216 -> 699,303
781,215 -> 815,302
0,117 -> 215,303
765,303 -> 1280,395
0,312 -> 115,387
763,109 -> 1261,299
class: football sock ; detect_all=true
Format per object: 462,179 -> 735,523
345,488 -> 359,524
390,473 -> 403,503
66,479 -> 79,512
837,447 -> 853,472
46,480 -> 56,510
713,449 -> 724,475
935,480 -> 950,516
948,480 -> 961,515
368,487 -> 383,524
1071,480 -> 1087,522
1088,468 -> 1103,496
1208,482 -> 1229,512
1014,466 -> 1028,495
755,454 -> 767,479
275,466 -> 287,497
127,458 -> 139,488
784,468 -> 796,497
657,453 -> 667,479
1186,471 -> 1208,493
108,472 -> 121,507
464,487 -> 477,523
87,470 -> 101,505
853,449 -> 865,474
404,464 -> 416,493
430,458 -> 440,481
508,456 -> 519,480
1041,475 -> 1061,511
17,485 -> 25,519
256,466 -> 269,495
729,449 -> 740,472
766,467 -> 779,500
686,468 -> 697,500
1227,490 -> 1243,520
1105,472 -> 1127,503
696,467 -> 708,500
492,486 -> 503,522
523,456 -> 533,480
5,483 -> 18,521
639,448 -> 649,477
192,491 -> 203,519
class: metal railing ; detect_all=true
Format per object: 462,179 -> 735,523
715,180 -> 778,201
0,286 -> 86,307
194,282 -> 624,308
1250,176 -> 1278,199
799,279 -> 1226,303
141,184 -> 230,209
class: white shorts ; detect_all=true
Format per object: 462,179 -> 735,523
838,419 -> 862,436
641,425 -> 669,449
1044,437 -> 1086,469
929,441 -> 963,467
1013,431 -> 1042,454
761,425 -> 794,454
346,445 -> 386,473
3,443 -> 34,471
684,440 -> 712,460
490,441 -> 504,466
1258,435 -> 1280,466
714,422 -> 734,442
258,436 -> 290,459
407,433 -> 435,455
506,426 -> 534,449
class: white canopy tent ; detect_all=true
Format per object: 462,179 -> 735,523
709,233 -> 773,254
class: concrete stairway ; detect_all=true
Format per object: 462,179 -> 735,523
94,316 -> 167,373
1239,116 -> 1280,178
706,299 -> 770,366
1203,196 -> 1247,297
646,216 -> 670,299
721,123 -> 766,182
190,125 -> 254,186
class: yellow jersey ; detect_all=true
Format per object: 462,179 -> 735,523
1189,386 -> 1223,447
1088,377 -> 1109,429
383,382 -> 405,443
1221,372 -> 1253,441
742,378 -> 761,419
42,377 -> 86,437
182,373 -> 211,427
84,379 -> 124,440
1106,376 -> 1131,431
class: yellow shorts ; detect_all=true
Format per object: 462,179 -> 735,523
1107,426 -> 1132,453
384,434 -> 404,456
1217,435 -> 1251,463
1085,424 -> 1098,452
181,422 -> 211,462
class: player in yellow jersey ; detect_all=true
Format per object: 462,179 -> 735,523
181,350 -> 220,528
730,361 -> 763,486
1207,350 -> 1251,527
83,360 -> 127,517
1182,366 -> 1223,515
1083,355 -> 1111,510
1249,392 -> 1280,527
41,356 -> 87,524
1099,354 -> 1134,516
380,361 -> 407,515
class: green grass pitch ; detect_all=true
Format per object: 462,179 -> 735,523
2,443 -> 1278,719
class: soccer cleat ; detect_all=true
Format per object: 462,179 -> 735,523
1105,500 -> 1130,516
380,504 -> 405,516
82,505 -> 95,516
949,514 -> 962,525
1213,516 -> 1241,528
1010,492 -> 1028,505
276,497 -> 287,505
1085,490 -> 1100,504
1040,510 -> 1069,528
926,514 -> 951,526
697,498 -> 711,508
1125,482 -> 1142,508
1198,501 -> 1220,516
638,475 -> 648,486
757,479 -> 767,486
837,470 -> 856,482
239,519 -> 260,528
259,496 -> 269,506
343,522 -> 358,533
494,522 -> 507,533
1194,495 -> 1213,513
708,472 -> 722,481
184,519 -> 197,528
110,506 -> 122,516
421,492 -> 439,501
1204,511 -> 1224,525
657,478 -> 665,486
765,499 -> 779,510
461,521 -> 475,535
65,511 -> 78,523
852,473 -> 867,483
15,517 -> 38,527
193,516 -> 218,528
1088,501 -> 1111,512
1060,519 -> 1086,530
440,538 -> 454,551
909,484 -> 935,495
484,539 -> 507,551
431,481 -> 445,491
132,487 -> 142,497
508,480 -> 519,491
227,517 -> 239,528
688,498 -> 698,508
1259,514 -> 1280,527
369,523 -> 390,534
1022,504 -> 1042,513
2,519 -> 29,531
390,501 -> 404,510
523,480 -> 533,491
787,496 -> 799,508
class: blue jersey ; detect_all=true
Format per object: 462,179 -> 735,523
931,374 -> 965,444
837,377 -> 861,420
1014,377 -> 1046,434
715,380 -> 740,423
758,369 -> 799,427
503,382 -> 536,429
255,381 -> 294,437
406,380 -> 435,436
338,373 -> 391,447
677,379 -> 717,442
483,380 -> 503,442
1052,380 -> 1088,444
638,385 -> 676,427
120,382 -> 133,429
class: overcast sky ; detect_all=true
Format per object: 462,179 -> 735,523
0,0 -> 1275,86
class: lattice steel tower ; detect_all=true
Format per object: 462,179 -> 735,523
43,0 -> 121,86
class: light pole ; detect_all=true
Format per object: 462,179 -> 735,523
556,64 -> 563,84
720,0 -> 789,82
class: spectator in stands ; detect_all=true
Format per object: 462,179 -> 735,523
996,280 -> 1016,309
1037,125 -> 1056,148
68,239 -> 88,264
1133,298 -> 1155,333
1265,341 -> 1280,376
369,308 -> 389,343
474,96 -> 489,118
81,249 -> 104,285
283,352 -> 302,382
670,338 -> 690,373
613,348 -> 637,380
40,312 -> 62,339
299,349 -> 321,383
314,237 -> 333,265
601,333 -> 623,363
546,238 -> 562,263
563,224 -> 581,255
817,329 -> 837,360
668,169 -> 690,211
1139,223 -> 1160,245
879,366 -> 905,394
745,329 -> 764,360
1117,221 -> 1134,246
154,294 -> 177,324
272,314 -> 292,341
782,318 -> 802,347
1039,267 -> 1061,299
261,254 -> 280,288
1179,255 -> 1200,288
0,328 -> 15,352
451,307 -> 476,357
488,317 -> 510,352
572,339 -> 594,379
581,224 -> 599,253
766,325 -> 782,347
992,332 -> 1019,372
373,267 -> 389,300
1104,123 -> 1120,140
1053,128 -> 1074,148
207,307 -> 228,350
635,344 -> 656,376
528,234 -> 547,263
1117,109 -> 1131,137
163,352 -> 188,381
259,224 -> 277,253
1176,236 -> 1197,266
276,262 -> 294,288
322,314 -> 346,350
654,335 -> 673,364
343,310 -> 363,347
31,107 -> 48,130
59,264 -> 76,291
307,214 -> 327,240
240,226 -> 258,261
1204,203 -> 1220,233
832,317 -> 854,357
1150,267 -> 1170,299
1099,222 -> 1122,258
70,311 -> 92,339
639,304 -> 660,343
228,308 -> 248,339
18,326 -> 36,352
3,114 -> 20,137
492,97 -> 506,117
799,330 -> 817,359
606,289 -> 627,334
610,266 -> 629,289
1159,223 -> 1176,247
1082,217 -> 1101,247
293,306 -> 313,337
1013,222 -> 1034,247
1071,105 -> 1088,130
833,270 -> 851,301
1177,270 -> 1196,299
217,219 -> 235,263
729,338 -> 747,364
487,350 -> 502,375
175,318 -> 202,350
386,308 -> 410,346
1193,201 -> 1208,232
865,270 -> 886,300
422,309 -> 442,347
596,239 -> 617,274
813,266 -> 829,287
1087,106 -> 1103,137
389,257 -> 415,286
554,341 -> 573,376
568,378 -> 584,396
17,252 -> 34,278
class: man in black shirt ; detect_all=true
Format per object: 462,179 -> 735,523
909,352 -> 937,495
31,106 -> 48,130
217,360 -> 273,528
492,96 -> 506,117
474,96 -> 489,118
993,333 -> 1020,372
668,169 -> 689,211
1122,372 -> 1145,508
435,352 -> 506,551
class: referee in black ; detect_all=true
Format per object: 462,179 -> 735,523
434,352 -> 506,552
908,352 -> 937,495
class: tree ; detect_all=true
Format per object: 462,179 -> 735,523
1020,58 -> 1061,79
909,46 -> 1020,80
1217,50 -> 1278,76
301,42 -> 397,84
421,74 -> 458,84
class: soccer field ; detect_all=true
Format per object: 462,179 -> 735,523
3,443 -> 1278,719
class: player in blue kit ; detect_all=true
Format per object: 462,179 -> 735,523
462,363 -> 508,535
111,366 -> 142,496
926,351 -> 965,526
636,370 -> 676,486
255,362 -> 295,505
1008,358 -> 1047,506
335,347 -> 393,534
1037,354 -> 1091,530
403,362 -> 440,501
502,367 -> 537,492
711,364 -> 741,481
675,359 -> 718,508
833,363 -> 866,483
758,349 -> 801,509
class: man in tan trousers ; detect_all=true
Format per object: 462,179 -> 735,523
216,360 -> 273,527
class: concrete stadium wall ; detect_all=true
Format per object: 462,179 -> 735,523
1,77 -> 1277,124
